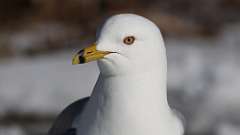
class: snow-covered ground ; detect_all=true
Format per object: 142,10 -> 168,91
0,52 -> 98,116
0,24 -> 239,135
0,125 -> 25,135
167,24 -> 240,135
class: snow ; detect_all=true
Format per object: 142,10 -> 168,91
0,125 -> 25,135
0,52 -> 98,115
217,123 -> 240,135
174,25 -> 240,134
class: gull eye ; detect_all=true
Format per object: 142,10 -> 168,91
123,36 -> 135,45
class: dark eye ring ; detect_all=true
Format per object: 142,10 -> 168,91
123,36 -> 135,45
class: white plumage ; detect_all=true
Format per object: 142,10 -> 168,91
49,14 -> 184,135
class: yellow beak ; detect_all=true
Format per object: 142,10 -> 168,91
72,43 -> 110,64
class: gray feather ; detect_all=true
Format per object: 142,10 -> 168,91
48,97 -> 90,135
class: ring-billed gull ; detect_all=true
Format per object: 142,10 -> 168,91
49,14 -> 184,135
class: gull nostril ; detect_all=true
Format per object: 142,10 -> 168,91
87,51 -> 92,54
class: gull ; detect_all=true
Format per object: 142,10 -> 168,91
48,14 -> 184,135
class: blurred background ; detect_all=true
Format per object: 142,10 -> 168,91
0,0 -> 240,135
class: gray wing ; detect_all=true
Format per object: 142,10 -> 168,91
48,97 -> 90,135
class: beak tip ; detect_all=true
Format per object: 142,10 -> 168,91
72,62 -> 77,65
72,55 -> 80,65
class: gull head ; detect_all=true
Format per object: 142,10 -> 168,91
73,14 -> 166,76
